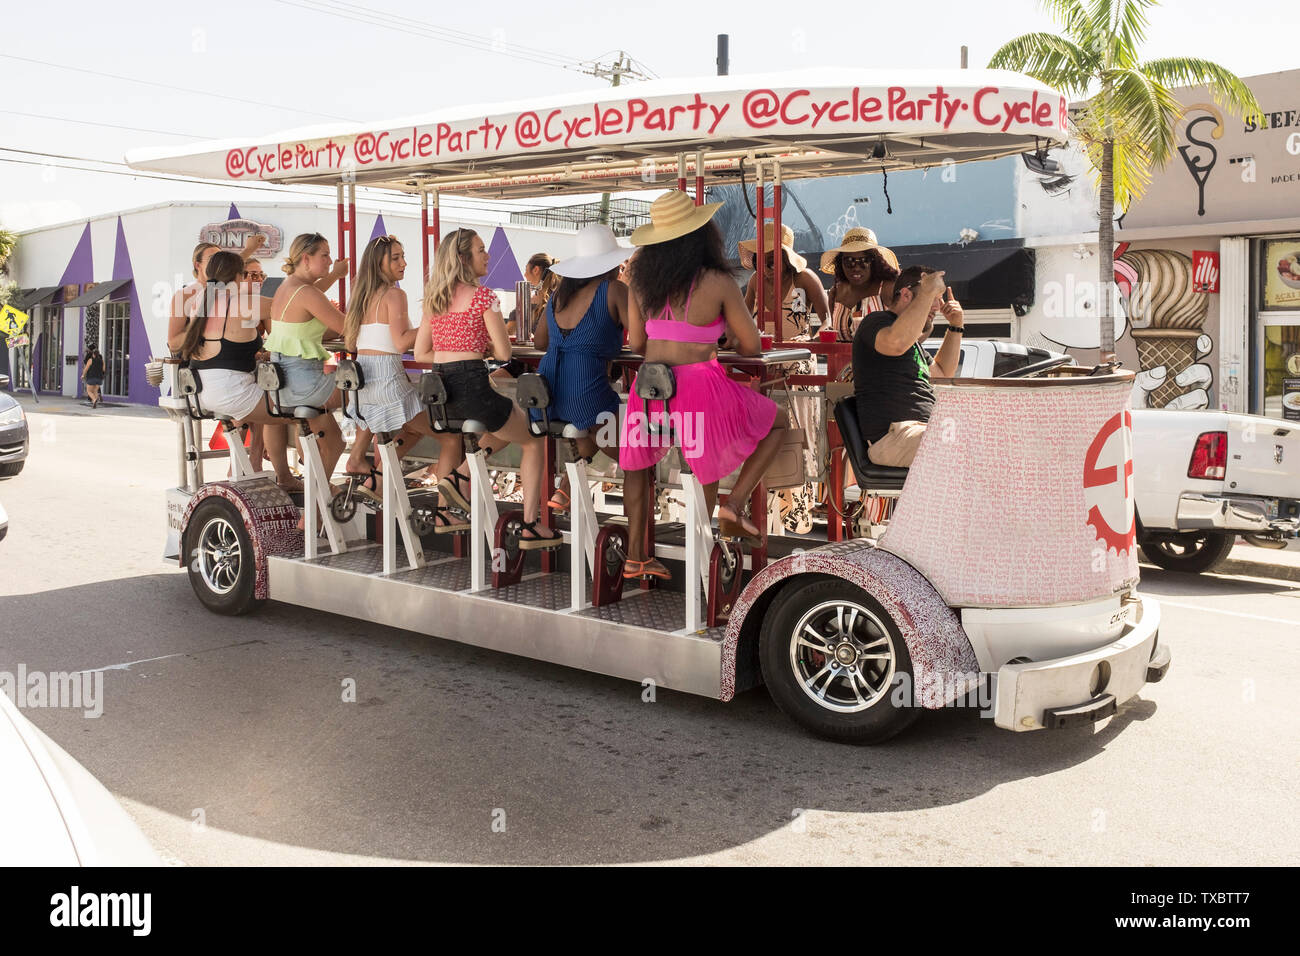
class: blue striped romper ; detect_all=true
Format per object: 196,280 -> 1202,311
533,280 -> 623,433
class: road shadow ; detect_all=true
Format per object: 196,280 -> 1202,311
2,573 -> 1159,865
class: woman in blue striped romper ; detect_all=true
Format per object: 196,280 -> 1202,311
533,225 -> 630,511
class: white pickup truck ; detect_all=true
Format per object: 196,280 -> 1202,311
927,339 -> 1300,574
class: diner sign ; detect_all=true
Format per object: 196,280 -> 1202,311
129,78 -> 1068,182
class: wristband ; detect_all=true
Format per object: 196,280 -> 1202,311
945,325 -> 964,335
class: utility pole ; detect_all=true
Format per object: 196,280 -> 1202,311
575,51 -> 653,225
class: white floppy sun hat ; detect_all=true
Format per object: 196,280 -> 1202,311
549,224 -> 633,279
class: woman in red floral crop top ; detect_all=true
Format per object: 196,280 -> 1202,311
414,228 -> 558,546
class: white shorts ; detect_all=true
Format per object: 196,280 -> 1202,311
197,367 -> 264,422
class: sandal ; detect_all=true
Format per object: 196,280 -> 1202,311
717,503 -> 763,547
547,487 -> 571,512
430,508 -> 469,533
623,557 -> 671,581
346,467 -> 383,505
436,469 -> 472,513
516,520 -> 563,551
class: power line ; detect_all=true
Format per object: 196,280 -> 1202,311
0,108 -> 203,139
267,0 -> 577,71
303,0 -> 578,66
0,53 -> 359,123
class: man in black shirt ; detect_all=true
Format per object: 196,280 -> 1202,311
852,265 -> 965,468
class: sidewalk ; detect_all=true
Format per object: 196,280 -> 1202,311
1218,537 -> 1300,584
12,392 -> 169,420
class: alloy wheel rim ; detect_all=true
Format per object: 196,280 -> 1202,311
197,516 -> 242,596
789,599 -> 896,713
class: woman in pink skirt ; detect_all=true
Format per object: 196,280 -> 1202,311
620,190 -> 785,581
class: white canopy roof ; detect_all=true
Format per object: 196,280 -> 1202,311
125,68 -> 1069,199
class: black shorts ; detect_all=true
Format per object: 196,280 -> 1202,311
434,359 -> 513,434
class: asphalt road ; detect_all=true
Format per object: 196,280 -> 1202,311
1,397 -> 1297,866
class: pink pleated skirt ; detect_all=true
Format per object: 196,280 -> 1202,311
620,358 -> 778,485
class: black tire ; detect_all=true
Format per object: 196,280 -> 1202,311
182,497 -> 261,615
0,461 -> 24,478
1139,530 -> 1236,574
760,577 -> 921,743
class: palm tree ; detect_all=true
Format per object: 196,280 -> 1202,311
990,0 -> 1260,359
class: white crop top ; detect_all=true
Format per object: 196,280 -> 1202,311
355,321 -> 403,354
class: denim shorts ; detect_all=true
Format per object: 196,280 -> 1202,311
271,352 -> 335,410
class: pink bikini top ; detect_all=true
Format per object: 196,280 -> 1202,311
644,276 -> 725,344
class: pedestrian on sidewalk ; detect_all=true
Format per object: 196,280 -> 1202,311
83,346 -> 105,408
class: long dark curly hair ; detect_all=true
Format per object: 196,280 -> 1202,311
629,221 -> 732,317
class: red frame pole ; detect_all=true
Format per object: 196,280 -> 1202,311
420,192 -> 430,284
754,164 -> 766,334
772,177 -> 784,346
694,150 -> 704,207
336,184 -> 347,313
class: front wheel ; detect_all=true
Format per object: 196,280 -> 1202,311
182,498 -> 261,615
1139,530 -> 1236,574
760,577 -> 920,743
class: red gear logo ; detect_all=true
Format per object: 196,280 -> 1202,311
1083,410 -> 1135,554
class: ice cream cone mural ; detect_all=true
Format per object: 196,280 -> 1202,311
1115,248 -> 1214,409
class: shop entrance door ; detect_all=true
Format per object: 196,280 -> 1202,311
102,301 -> 130,398
40,308 -> 63,392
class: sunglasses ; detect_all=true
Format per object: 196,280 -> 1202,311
841,254 -> 873,268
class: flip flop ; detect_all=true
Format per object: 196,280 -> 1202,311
623,557 -> 671,581
547,487 -> 571,512
717,504 -> 762,547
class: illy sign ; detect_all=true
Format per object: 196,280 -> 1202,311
200,217 -> 283,256
1192,250 -> 1220,293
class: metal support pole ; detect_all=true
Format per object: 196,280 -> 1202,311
773,165 -> 784,345
336,184 -> 347,314
677,153 -> 687,195
420,191 -> 430,284
541,437 -> 556,572
694,150 -> 705,206
431,190 -> 441,253
347,182 -> 357,286
754,161 -> 766,331
566,459 -> 592,612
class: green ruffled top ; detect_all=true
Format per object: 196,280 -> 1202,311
263,316 -> 329,360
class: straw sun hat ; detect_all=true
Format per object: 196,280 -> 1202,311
737,223 -> 807,272
630,190 -> 724,246
819,227 -> 899,275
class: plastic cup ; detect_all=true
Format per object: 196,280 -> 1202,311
819,329 -> 838,343
760,334 -> 774,350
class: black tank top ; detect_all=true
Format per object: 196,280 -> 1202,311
190,302 -> 262,373
87,353 -> 105,377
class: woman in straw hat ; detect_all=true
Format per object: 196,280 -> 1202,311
821,227 -> 901,342
739,224 -> 830,342
532,224 -> 630,511
620,190 -> 786,580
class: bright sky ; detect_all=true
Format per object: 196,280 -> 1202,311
1,0 -> 1290,233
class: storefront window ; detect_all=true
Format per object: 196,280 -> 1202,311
41,307 -> 63,392
1264,323 -> 1300,420
102,300 -> 130,397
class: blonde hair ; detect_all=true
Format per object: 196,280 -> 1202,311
345,236 -> 401,352
191,242 -> 219,279
422,228 -> 480,317
282,232 -> 329,275
531,267 -> 561,329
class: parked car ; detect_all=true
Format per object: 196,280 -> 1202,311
0,691 -> 161,865
926,339 -> 1300,573
0,497 -> 7,542
0,391 -> 29,478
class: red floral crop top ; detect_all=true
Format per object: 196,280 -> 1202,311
426,284 -> 500,354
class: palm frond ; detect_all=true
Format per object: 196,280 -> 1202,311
1105,68 -> 1183,165
1088,0 -> 1155,58
987,32 -> 1096,95
1140,56 -> 1264,124
1039,0 -> 1091,37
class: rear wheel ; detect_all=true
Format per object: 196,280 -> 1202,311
183,498 -> 260,615
760,577 -> 920,743
1139,530 -> 1236,574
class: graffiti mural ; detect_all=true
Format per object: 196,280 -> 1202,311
1115,247 -> 1214,409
